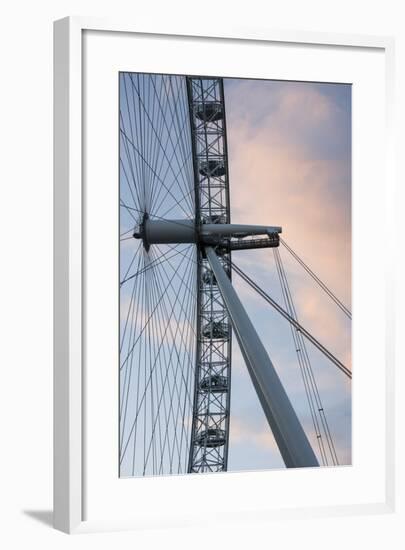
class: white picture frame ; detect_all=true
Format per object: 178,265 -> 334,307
54,16 -> 396,534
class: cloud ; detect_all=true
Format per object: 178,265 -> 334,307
226,79 -> 351,357
223,78 -> 352,468
226,81 -> 351,290
230,415 -> 279,452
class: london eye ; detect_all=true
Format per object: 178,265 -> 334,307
119,73 -> 351,477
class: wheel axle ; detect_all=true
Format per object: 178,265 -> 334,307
133,216 -> 282,251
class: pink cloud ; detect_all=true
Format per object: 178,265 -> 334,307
226,80 -> 351,362
224,80 -> 352,467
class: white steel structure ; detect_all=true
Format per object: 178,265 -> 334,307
119,73 -> 350,477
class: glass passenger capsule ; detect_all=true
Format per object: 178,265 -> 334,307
199,159 -> 226,178
199,374 -> 228,392
195,428 -> 226,448
202,321 -> 229,339
195,101 -> 223,122
202,269 -> 217,285
202,214 -> 227,224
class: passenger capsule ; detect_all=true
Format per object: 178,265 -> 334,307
195,428 -> 226,447
202,269 -> 217,285
202,321 -> 229,339
200,374 -> 228,392
202,214 -> 227,224
195,102 -> 223,122
199,160 -> 226,178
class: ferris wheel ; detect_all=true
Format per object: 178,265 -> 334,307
119,73 -> 351,477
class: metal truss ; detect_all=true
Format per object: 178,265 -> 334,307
186,77 -> 232,473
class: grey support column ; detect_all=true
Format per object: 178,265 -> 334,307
205,246 -> 319,468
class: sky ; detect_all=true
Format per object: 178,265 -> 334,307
223,78 -> 351,471
119,74 -> 352,476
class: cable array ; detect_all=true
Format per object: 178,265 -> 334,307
280,238 -> 351,319
273,248 -> 339,466
230,261 -> 352,379
119,73 -> 197,476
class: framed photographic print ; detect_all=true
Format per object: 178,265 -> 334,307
118,72 -> 351,477
54,17 -> 395,533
